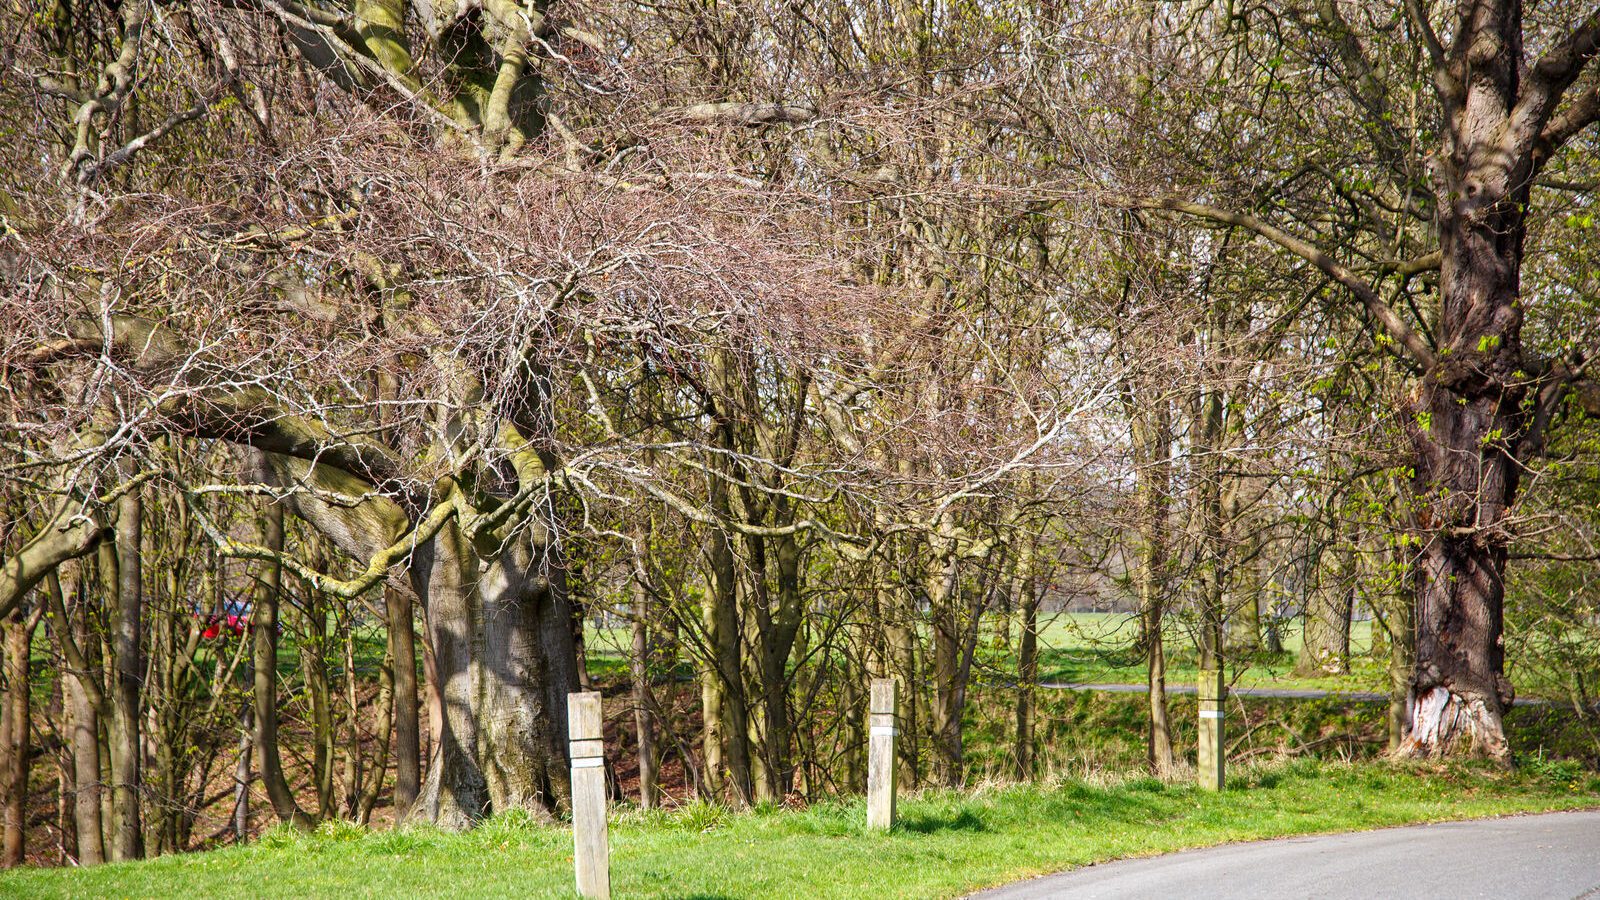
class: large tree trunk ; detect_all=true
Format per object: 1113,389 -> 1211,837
478,525 -> 576,816
1399,32 -> 1533,758
1401,300 -> 1521,759
414,520 -> 576,828
1400,495 -> 1515,758
415,525 -> 485,828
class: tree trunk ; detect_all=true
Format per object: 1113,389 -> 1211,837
251,501 -> 311,828
106,480 -> 144,862
1014,569 -> 1040,781
840,662 -> 864,794
299,590 -> 335,819
1193,388 -> 1227,673
1384,570 -> 1415,754
232,709 -> 253,843
1400,405 -> 1518,759
1397,2 -> 1550,760
879,563 -> 920,789
384,585 -> 420,819
415,524 -> 485,828
1297,543 -> 1354,676
422,630 -> 442,786
928,555 -> 965,788
701,521 -> 753,806
67,652 -> 105,864
49,571 -> 105,864
1130,394 -> 1175,776
1139,538 -> 1177,778
1225,548 -> 1262,656
339,625 -> 364,819
629,571 -> 658,810
698,618 -> 725,802
356,646 -> 393,825
750,528 -> 803,803
414,519 -> 576,828
0,602 -> 39,867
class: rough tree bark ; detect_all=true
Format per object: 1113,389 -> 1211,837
629,550 -> 659,810
384,584 -> 421,818
1146,5 -> 1600,759
106,477 -> 144,861
700,504 -> 754,806
46,571 -> 105,864
1128,382 -> 1176,776
250,499 -> 313,828
1394,3 -> 1600,759
0,601 -> 42,867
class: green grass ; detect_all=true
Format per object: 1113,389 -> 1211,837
579,613 -> 1395,694
6,759 -> 1598,899
585,609 -> 1566,701
1010,612 -> 1392,694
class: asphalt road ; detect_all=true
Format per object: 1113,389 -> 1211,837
1041,682 -> 1390,702
970,809 -> 1600,899
1042,682 -> 1554,707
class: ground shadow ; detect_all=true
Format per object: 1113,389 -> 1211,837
896,809 -> 990,834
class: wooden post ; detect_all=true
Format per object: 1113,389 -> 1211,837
867,678 -> 898,829
1197,668 -> 1225,792
568,691 -> 610,899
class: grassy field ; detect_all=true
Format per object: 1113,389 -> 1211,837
5,758 -> 1596,900
583,611 -> 1568,699
1014,612 -> 1392,694
582,612 -> 1394,694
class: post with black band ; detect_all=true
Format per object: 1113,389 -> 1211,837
568,691 -> 610,899
1197,668 -> 1226,792
867,678 -> 898,829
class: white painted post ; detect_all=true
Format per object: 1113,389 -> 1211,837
568,691 -> 610,899
867,678 -> 898,829
1197,668 -> 1225,792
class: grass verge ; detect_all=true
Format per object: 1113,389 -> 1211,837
6,758 -> 1598,899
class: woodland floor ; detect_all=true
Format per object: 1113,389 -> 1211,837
3,758 -> 1598,899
